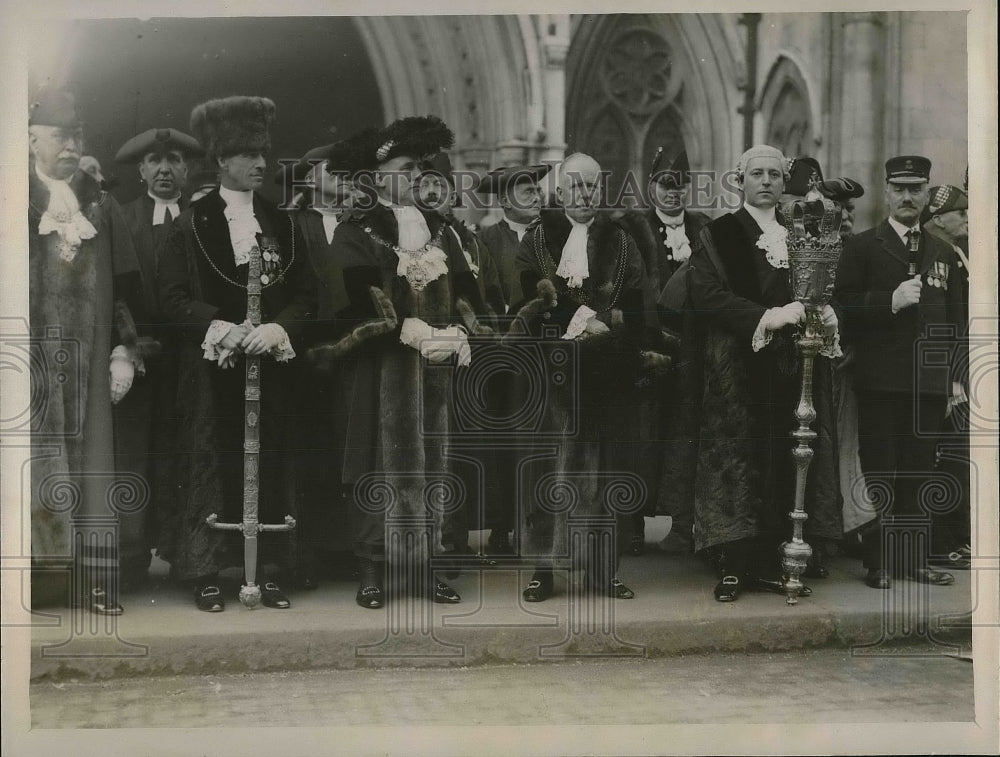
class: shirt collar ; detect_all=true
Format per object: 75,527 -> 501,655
887,215 -> 918,244
218,185 -> 254,209
655,208 -> 685,227
148,189 -> 181,205
743,201 -> 778,229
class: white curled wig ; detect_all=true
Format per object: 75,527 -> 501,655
735,144 -> 792,183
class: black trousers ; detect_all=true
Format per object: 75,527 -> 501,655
856,392 -> 944,571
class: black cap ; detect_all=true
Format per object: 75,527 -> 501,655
817,177 -> 865,202
650,149 -> 690,189
29,87 -> 82,128
115,128 -> 202,163
885,155 -> 931,184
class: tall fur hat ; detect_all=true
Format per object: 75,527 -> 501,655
189,96 -> 276,161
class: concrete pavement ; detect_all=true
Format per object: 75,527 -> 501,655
27,520 -> 974,681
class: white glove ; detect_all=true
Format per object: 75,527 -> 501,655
109,354 -> 135,404
400,318 -> 472,366
584,317 -> 610,336
241,323 -> 288,356
820,304 -> 838,336
764,301 -> 806,331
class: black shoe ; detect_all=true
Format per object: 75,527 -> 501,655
261,581 -> 291,609
909,568 -> 955,586
931,546 -> 971,571
432,580 -> 461,604
865,568 -> 891,589
754,577 -> 813,598
355,560 -> 384,609
607,577 -> 635,599
194,584 -> 225,612
89,587 -> 124,616
523,571 -> 554,602
713,575 -> 741,602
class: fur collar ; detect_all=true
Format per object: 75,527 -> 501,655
28,167 -> 104,234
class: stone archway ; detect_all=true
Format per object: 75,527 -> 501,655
758,55 -> 816,159
565,14 -> 745,209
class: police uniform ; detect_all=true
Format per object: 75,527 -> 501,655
835,156 -> 965,587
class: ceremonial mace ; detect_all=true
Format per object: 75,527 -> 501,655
779,199 -> 843,605
206,237 -> 296,609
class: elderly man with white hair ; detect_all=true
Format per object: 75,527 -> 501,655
685,144 -> 842,602
512,152 -> 667,603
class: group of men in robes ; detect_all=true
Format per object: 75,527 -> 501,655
27,84 -> 970,614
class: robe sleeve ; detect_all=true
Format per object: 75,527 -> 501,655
688,227 -> 767,345
157,219 -> 221,335
271,218 -> 318,350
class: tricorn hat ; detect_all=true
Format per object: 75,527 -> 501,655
115,128 -> 202,163
785,156 -> 824,197
650,149 -> 690,189
817,177 -> 865,203
189,96 -> 276,161
29,87 -> 82,129
476,163 -> 551,195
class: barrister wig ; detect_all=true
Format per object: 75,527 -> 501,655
190,96 -> 276,161
372,115 -> 454,168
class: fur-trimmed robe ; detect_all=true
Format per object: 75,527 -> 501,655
331,202 -> 486,561
686,208 -> 841,555
156,189 -> 317,581
29,167 -> 145,559
513,210 -> 647,565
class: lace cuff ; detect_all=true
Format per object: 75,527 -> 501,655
819,329 -> 843,359
562,305 -> 598,341
751,311 -> 775,352
269,325 -> 296,363
202,320 -> 237,361
110,344 -> 145,377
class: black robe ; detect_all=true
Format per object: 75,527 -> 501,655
686,208 -> 841,554
156,189 -> 317,581
114,193 -> 189,575
513,210 -> 648,564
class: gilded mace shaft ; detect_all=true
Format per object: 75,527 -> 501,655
206,236 -> 296,609
780,198 -> 843,605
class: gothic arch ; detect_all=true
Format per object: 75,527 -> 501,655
566,14 -> 744,204
758,55 -> 817,158
352,16 -> 536,174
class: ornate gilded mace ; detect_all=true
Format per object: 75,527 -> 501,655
206,237 -> 296,609
779,198 -> 843,605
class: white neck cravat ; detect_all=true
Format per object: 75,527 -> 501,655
744,202 -> 788,269
219,185 -> 261,266
556,215 -> 593,289
35,164 -> 97,263
391,204 -> 432,250
149,190 -> 180,227
504,216 -> 529,243
378,199 -> 448,290
655,208 -> 690,262
316,207 -> 340,245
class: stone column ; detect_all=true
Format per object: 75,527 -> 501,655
539,15 -> 570,166
838,12 -> 887,229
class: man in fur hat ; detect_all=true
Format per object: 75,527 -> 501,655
112,127 -> 202,588
322,116 -> 485,609
157,96 -> 318,612
28,87 -> 147,615
512,152 -> 657,603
